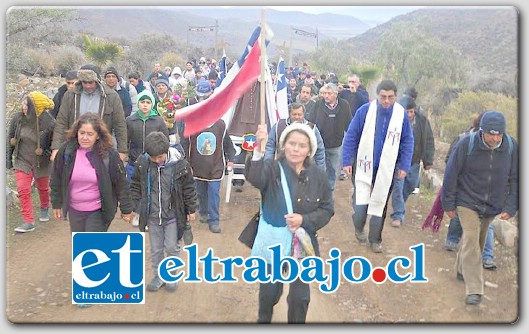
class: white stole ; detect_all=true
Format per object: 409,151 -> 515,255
355,100 -> 405,217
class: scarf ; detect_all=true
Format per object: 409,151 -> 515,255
355,100 -> 405,217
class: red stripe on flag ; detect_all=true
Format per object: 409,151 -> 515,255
175,41 -> 262,137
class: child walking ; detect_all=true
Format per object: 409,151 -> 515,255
130,131 -> 197,292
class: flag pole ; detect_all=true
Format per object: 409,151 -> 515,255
259,7 -> 267,151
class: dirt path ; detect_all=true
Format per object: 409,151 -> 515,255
5,175 -> 519,324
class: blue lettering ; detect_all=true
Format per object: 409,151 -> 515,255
158,257 -> 184,283
342,256 -> 371,283
410,243 -> 428,282
182,244 -> 201,282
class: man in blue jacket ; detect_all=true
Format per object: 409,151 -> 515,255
441,110 -> 518,305
342,80 -> 414,253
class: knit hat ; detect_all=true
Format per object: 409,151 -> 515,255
480,110 -> 506,135
28,91 -> 54,116
103,66 -> 119,78
196,81 -> 212,97
279,122 -> 317,158
136,90 -> 155,105
398,96 -> 416,110
155,78 -> 169,88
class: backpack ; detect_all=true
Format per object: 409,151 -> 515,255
467,131 -> 513,157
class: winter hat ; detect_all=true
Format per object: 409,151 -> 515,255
172,66 -> 182,76
398,96 -> 416,110
136,90 -> 155,105
28,91 -> 54,116
103,66 -> 119,78
196,81 -> 212,97
480,110 -> 506,135
155,78 -> 170,88
79,64 -> 101,80
279,122 -> 317,158
77,69 -> 98,82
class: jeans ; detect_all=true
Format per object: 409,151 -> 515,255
195,179 -> 221,226
325,146 -> 342,192
148,219 -> 179,277
390,163 -> 420,223
14,170 -> 50,223
445,215 -> 495,261
68,208 -> 107,232
351,179 -> 391,244
126,162 -> 135,184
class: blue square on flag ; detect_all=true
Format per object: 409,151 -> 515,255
72,232 -> 145,305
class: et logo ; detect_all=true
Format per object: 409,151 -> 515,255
72,232 -> 145,305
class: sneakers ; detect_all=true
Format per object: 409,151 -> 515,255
209,224 -> 221,233
339,173 -> 348,181
131,214 -> 140,227
14,223 -> 35,233
355,231 -> 367,244
165,282 -> 178,292
391,220 -> 401,228
443,242 -> 458,252
370,243 -> 383,253
412,188 -> 420,194
39,208 -> 50,222
465,294 -> 482,305
146,276 -> 165,292
483,259 -> 497,271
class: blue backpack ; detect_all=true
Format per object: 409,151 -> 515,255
467,131 -> 513,157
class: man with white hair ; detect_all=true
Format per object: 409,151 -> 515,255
306,83 -> 351,194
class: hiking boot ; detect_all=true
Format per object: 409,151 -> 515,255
465,294 -> 482,305
39,208 -> 50,222
14,223 -> 35,233
456,272 -> 464,281
370,243 -> 383,253
199,214 -> 209,224
165,282 -> 178,292
209,224 -> 221,233
443,242 -> 458,252
391,220 -> 401,228
147,276 -> 165,292
355,231 -> 367,244
483,259 -> 497,271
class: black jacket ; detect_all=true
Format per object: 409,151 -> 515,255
130,147 -> 197,233
245,156 -> 334,256
50,141 -> 133,225
411,111 -> 435,166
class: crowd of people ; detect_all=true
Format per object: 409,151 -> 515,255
6,57 -> 518,318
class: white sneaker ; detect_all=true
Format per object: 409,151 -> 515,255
131,215 -> 140,227
412,188 -> 420,194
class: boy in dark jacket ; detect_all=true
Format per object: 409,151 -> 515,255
130,132 -> 197,293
